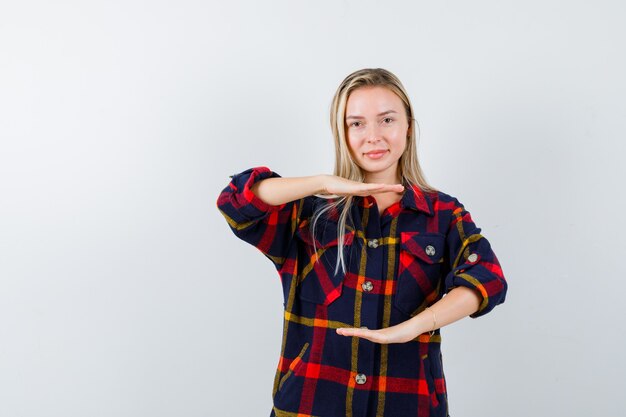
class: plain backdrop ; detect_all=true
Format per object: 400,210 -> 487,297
1,1 -> 625,416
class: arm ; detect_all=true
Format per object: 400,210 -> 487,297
217,167 -> 406,271
249,174 -> 327,206
336,287 -> 481,343
418,286 -> 481,330
441,197 -> 507,318
336,196 -> 507,344
249,173 -> 405,205
216,167 -> 323,271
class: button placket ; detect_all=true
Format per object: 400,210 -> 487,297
364,237 -> 378,294
367,238 -> 379,248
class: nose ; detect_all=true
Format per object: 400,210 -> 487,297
366,125 -> 382,143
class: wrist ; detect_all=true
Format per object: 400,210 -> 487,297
424,307 -> 437,335
410,308 -> 437,336
313,174 -> 329,195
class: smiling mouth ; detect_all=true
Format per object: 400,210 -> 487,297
364,150 -> 388,159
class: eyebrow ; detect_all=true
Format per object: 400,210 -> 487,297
345,110 -> 398,120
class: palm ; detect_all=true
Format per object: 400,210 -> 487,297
336,321 -> 417,344
324,176 -> 404,197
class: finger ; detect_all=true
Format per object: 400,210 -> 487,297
339,183 -> 403,197
369,183 -> 403,190
368,186 -> 404,195
336,327 -> 356,336
386,184 -> 405,190
362,183 -> 386,191
337,327 -> 380,342
336,327 -> 368,337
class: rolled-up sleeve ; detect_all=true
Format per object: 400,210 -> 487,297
216,166 -> 307,271
443,198 -> 508,318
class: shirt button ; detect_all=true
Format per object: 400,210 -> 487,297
467,253 -> 478,263
355,373 -> 367,384
425,245 -> 436,256
361,281 -> 374,292
367,238 -> 379,248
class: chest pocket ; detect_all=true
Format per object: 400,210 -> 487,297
394,232 -> 446,317
295,220 -> 355,305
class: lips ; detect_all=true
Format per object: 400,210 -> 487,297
364,149 -> 388,160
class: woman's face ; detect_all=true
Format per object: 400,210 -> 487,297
345,86 -> 409,182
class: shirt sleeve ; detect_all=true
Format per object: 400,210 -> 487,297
443,197 -> 508,318
216,166 -> 307,271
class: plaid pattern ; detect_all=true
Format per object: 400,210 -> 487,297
216,166 -> 507,417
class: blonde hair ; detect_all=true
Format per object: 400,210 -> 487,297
310,68 -> 437,276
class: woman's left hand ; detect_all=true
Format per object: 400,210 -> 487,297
336,320 -> 419,344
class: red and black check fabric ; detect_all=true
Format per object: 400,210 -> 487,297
216,166 -> 507,417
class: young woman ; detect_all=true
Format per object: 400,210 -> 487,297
216,68 -> 507,417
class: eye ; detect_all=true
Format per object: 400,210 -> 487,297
383,117 -> 394,124
349,121 -> 362,128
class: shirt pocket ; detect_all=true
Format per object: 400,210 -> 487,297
295,220 -> 355,305
394,232 -> 446,317
422,351 -> 446,412
274,342 -> 310,406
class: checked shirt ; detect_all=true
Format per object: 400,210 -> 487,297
216,166 -> 508,417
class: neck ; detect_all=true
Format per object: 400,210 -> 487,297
364,169 -> 401,185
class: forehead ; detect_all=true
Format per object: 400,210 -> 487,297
346,86 -> 404,115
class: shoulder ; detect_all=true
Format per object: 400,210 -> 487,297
422,188 -> 465,213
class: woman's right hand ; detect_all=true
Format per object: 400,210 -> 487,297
319,175 -> 404,197
247,173 -> 404,207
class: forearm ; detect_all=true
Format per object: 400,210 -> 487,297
409,286 -> 482,335
249,175 -> 327,206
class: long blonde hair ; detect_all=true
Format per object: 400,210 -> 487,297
310,68 -> 437,276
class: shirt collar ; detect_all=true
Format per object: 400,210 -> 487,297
401,184 -> 434,216
356,184 -> 434,217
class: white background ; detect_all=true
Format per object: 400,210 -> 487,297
1,1 -> 625,416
